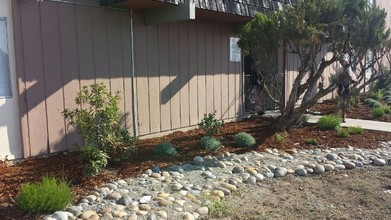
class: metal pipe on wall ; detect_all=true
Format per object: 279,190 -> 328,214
130,9 -> 138,137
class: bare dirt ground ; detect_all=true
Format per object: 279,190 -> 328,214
212,167 -> 391,220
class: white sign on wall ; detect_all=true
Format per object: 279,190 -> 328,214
230,37 -> 241,62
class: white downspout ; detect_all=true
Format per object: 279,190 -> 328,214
130,9 -> 138,137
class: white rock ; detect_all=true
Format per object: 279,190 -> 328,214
373,158 -> 386,166
273,167 -> 287,177
196,207 -> 209,215
295,168 -> 307,176
314,164 -> 325,174
52,211 -> 69,220
193,156 -> 204,163
323,164 -> 334,172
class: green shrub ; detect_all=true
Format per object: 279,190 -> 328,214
373,102 -> 383,108
370,90 -> 383,101
335,127 -> 349,138
317,115 -> 341,130
17,177 -> 71,214
364,98 -> 382,108
384,106 -> 391,114
347,126 -> 364,134
300,114 -> 309,124
199,136 -> 222,151
234,132 -> 256,147
306,138 -> 318,145
78,145 -> 109,176
384,90 -> 391,96
274,133 -> 286,142
153,142 -> 178,157
63,83 -> 137,175
372,107 -> 385,118
198,112 -> 224,136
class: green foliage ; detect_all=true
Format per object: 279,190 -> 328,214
63,83 -> 137,175
198,113 -> 224,136
274,133 -> 286,142
199,136 -> 222,152
370,90 -> 384,101
203,195 -> 232,218
234,132 -> 256,148
17,177 -> 71,214
153,142 -> 178,157
335,127 -> 349,138
300,114 -> 309,124
372,107 -> 385,118
364,98 -> 382,108
306,138 -> 318,145
317,115 -> 341,130
78,145 -> 109,176
349,95 -> 360,107
384,106 -> 391,114
347,126 -> 364,135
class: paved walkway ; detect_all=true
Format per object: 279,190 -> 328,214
307,115 -> 391,132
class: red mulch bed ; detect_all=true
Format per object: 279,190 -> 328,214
1,115 -> 391,219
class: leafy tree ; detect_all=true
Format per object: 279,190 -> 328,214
239,0 -> 390,130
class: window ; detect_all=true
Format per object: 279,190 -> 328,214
0,17 -> 11,98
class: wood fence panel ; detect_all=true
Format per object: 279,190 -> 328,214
213,23 -> 222,119
196,22 -> 207,121
168,23 -> 181,129
41,2 -> 66,153
146,24 -> 161,133
188,21 -> 199,125
205,23 -> 214,114
220,25 -> 229,119
20,1 -> 48,156
179,22 -> 190,127
158,23 -> 172,131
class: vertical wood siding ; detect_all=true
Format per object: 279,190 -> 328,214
132,11 -> 242,136
13,0 -> 243,157
14,0 -> 134,157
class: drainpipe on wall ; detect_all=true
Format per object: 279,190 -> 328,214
130,9 -> 138,137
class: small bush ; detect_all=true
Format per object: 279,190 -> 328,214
199,136 -> 222,151
300,114 -> 309,124
198,112 -> 224,136
153,142 -> 178,157
79,145 -> 109,176
335,127 -> 349,138
17,177 -> 71,214
373,102 -> 383,108
372,107 -> 385,118
203,194 -> 232,218
347,126 -> 364,134
364,98 -> 382,108
274,133 -> 286,142
234,132 -> 256,147
384,90 -> 391,96
370,90 -> 384,101
384,106 -> 391,114
317,115 -> 341,130
306,138 -> 318,145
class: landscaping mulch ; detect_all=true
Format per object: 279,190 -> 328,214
1,115 -> 391,219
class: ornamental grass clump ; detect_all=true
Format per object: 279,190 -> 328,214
372,107 -> 385,118
234,132 -> 256,148
347,126 -> 364,135
199,136 -> 222,151
336,127 -> 349,138
17,177 -> 71,214
317,115 -> 341,130
274,133 -> 286,142
153,142 -> 178,157
306,138 -> 318,145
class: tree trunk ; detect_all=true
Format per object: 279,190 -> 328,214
272,111 -> 304,131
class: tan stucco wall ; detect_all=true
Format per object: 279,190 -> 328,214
0,0 -> 22,160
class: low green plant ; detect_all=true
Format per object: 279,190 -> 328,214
17,177 -> 71,214
274,133 -> 286,142
153,142 -> 178,157
384,106 -> 391,114
63,83 -> 137,175
78,145 -> 109,175
370,90 -> 384,101
364,98 -> 382,108
300,114 -> 309,124
198,112 -> 224,136
234,132 -> 256,147
199,136 -> 222,151
203,194 -> 232,218
317,115 -> 341,130
372,107 -> 385,118
373,102 -> 383,108
335,127 -> 349,138
306,138 -> 318,145
347,126 -> 364,134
